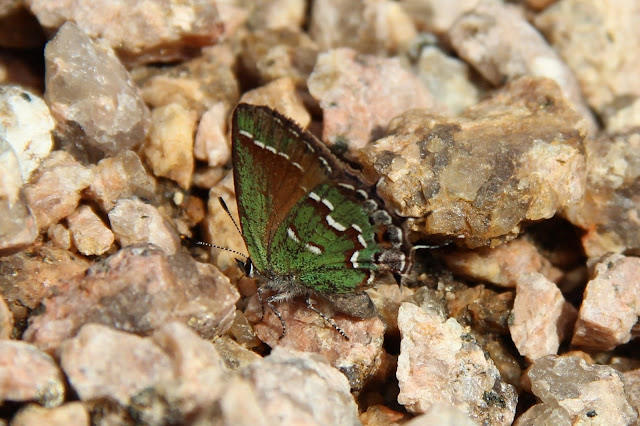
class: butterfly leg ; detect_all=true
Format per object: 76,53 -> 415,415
257,285 -> 267,322
265,293 -> 288,339
305,296 -> 349,341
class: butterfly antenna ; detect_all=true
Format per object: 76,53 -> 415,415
218,197 -> 243,237
195,241 -> 248,259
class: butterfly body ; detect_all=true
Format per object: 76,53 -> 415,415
231,104 -> 409,337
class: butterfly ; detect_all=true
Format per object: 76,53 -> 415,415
231,103 -> 410,339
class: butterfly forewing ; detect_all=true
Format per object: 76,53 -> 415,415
232,104 -> 334,271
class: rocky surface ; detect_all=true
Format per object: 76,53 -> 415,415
23,245 -> 239,354
522,355 -> 637,425
44,22 -> 149,160
441,237 -> 562,288
572,254 -> 640,351
361,77 -> 585,248
27,0 -> 225,66
246,294 -> 386,390
565,131 -> 640,257
308,47 -> 438,157
397,302 -> 517,425
1,1 -> 640,424
0,340 -> 65,407
509,273 -> 576,361
535,0 -> 640,132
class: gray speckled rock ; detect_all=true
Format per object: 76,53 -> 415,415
397,302 -> 517,425
525,355 -> 637,425
23,244 -> 239,354
240,347 -> 361,426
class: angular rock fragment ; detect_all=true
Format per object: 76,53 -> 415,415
0,340 -> 65,407
23,244 -> 239,353
308,48 -> 439,156
509,273 -> 576,361
29,0 -> 224,66
566,132 -> 640,257
67,204 -> 114,255
194,102 -> 230,168
108,198 -> 181,255
24,150 -> 93,231
397,302 -> 517,425
44,22 -> 150,159
61,323 -> 174,406
61,321 -> 233,423
144,103 -> 196,190
246,294 -> 385,390
572,254 -> 640,351
524,355 -> 637,425
86,150 -> 157,213
360,77 -> 585,248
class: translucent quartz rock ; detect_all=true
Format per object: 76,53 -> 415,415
44,22 -> 149,160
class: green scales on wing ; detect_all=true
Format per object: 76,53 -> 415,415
231,103 -> 410,337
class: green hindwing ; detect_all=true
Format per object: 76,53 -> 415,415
270,183 -> 381,293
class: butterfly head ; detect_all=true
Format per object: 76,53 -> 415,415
236,257 -> 256,278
